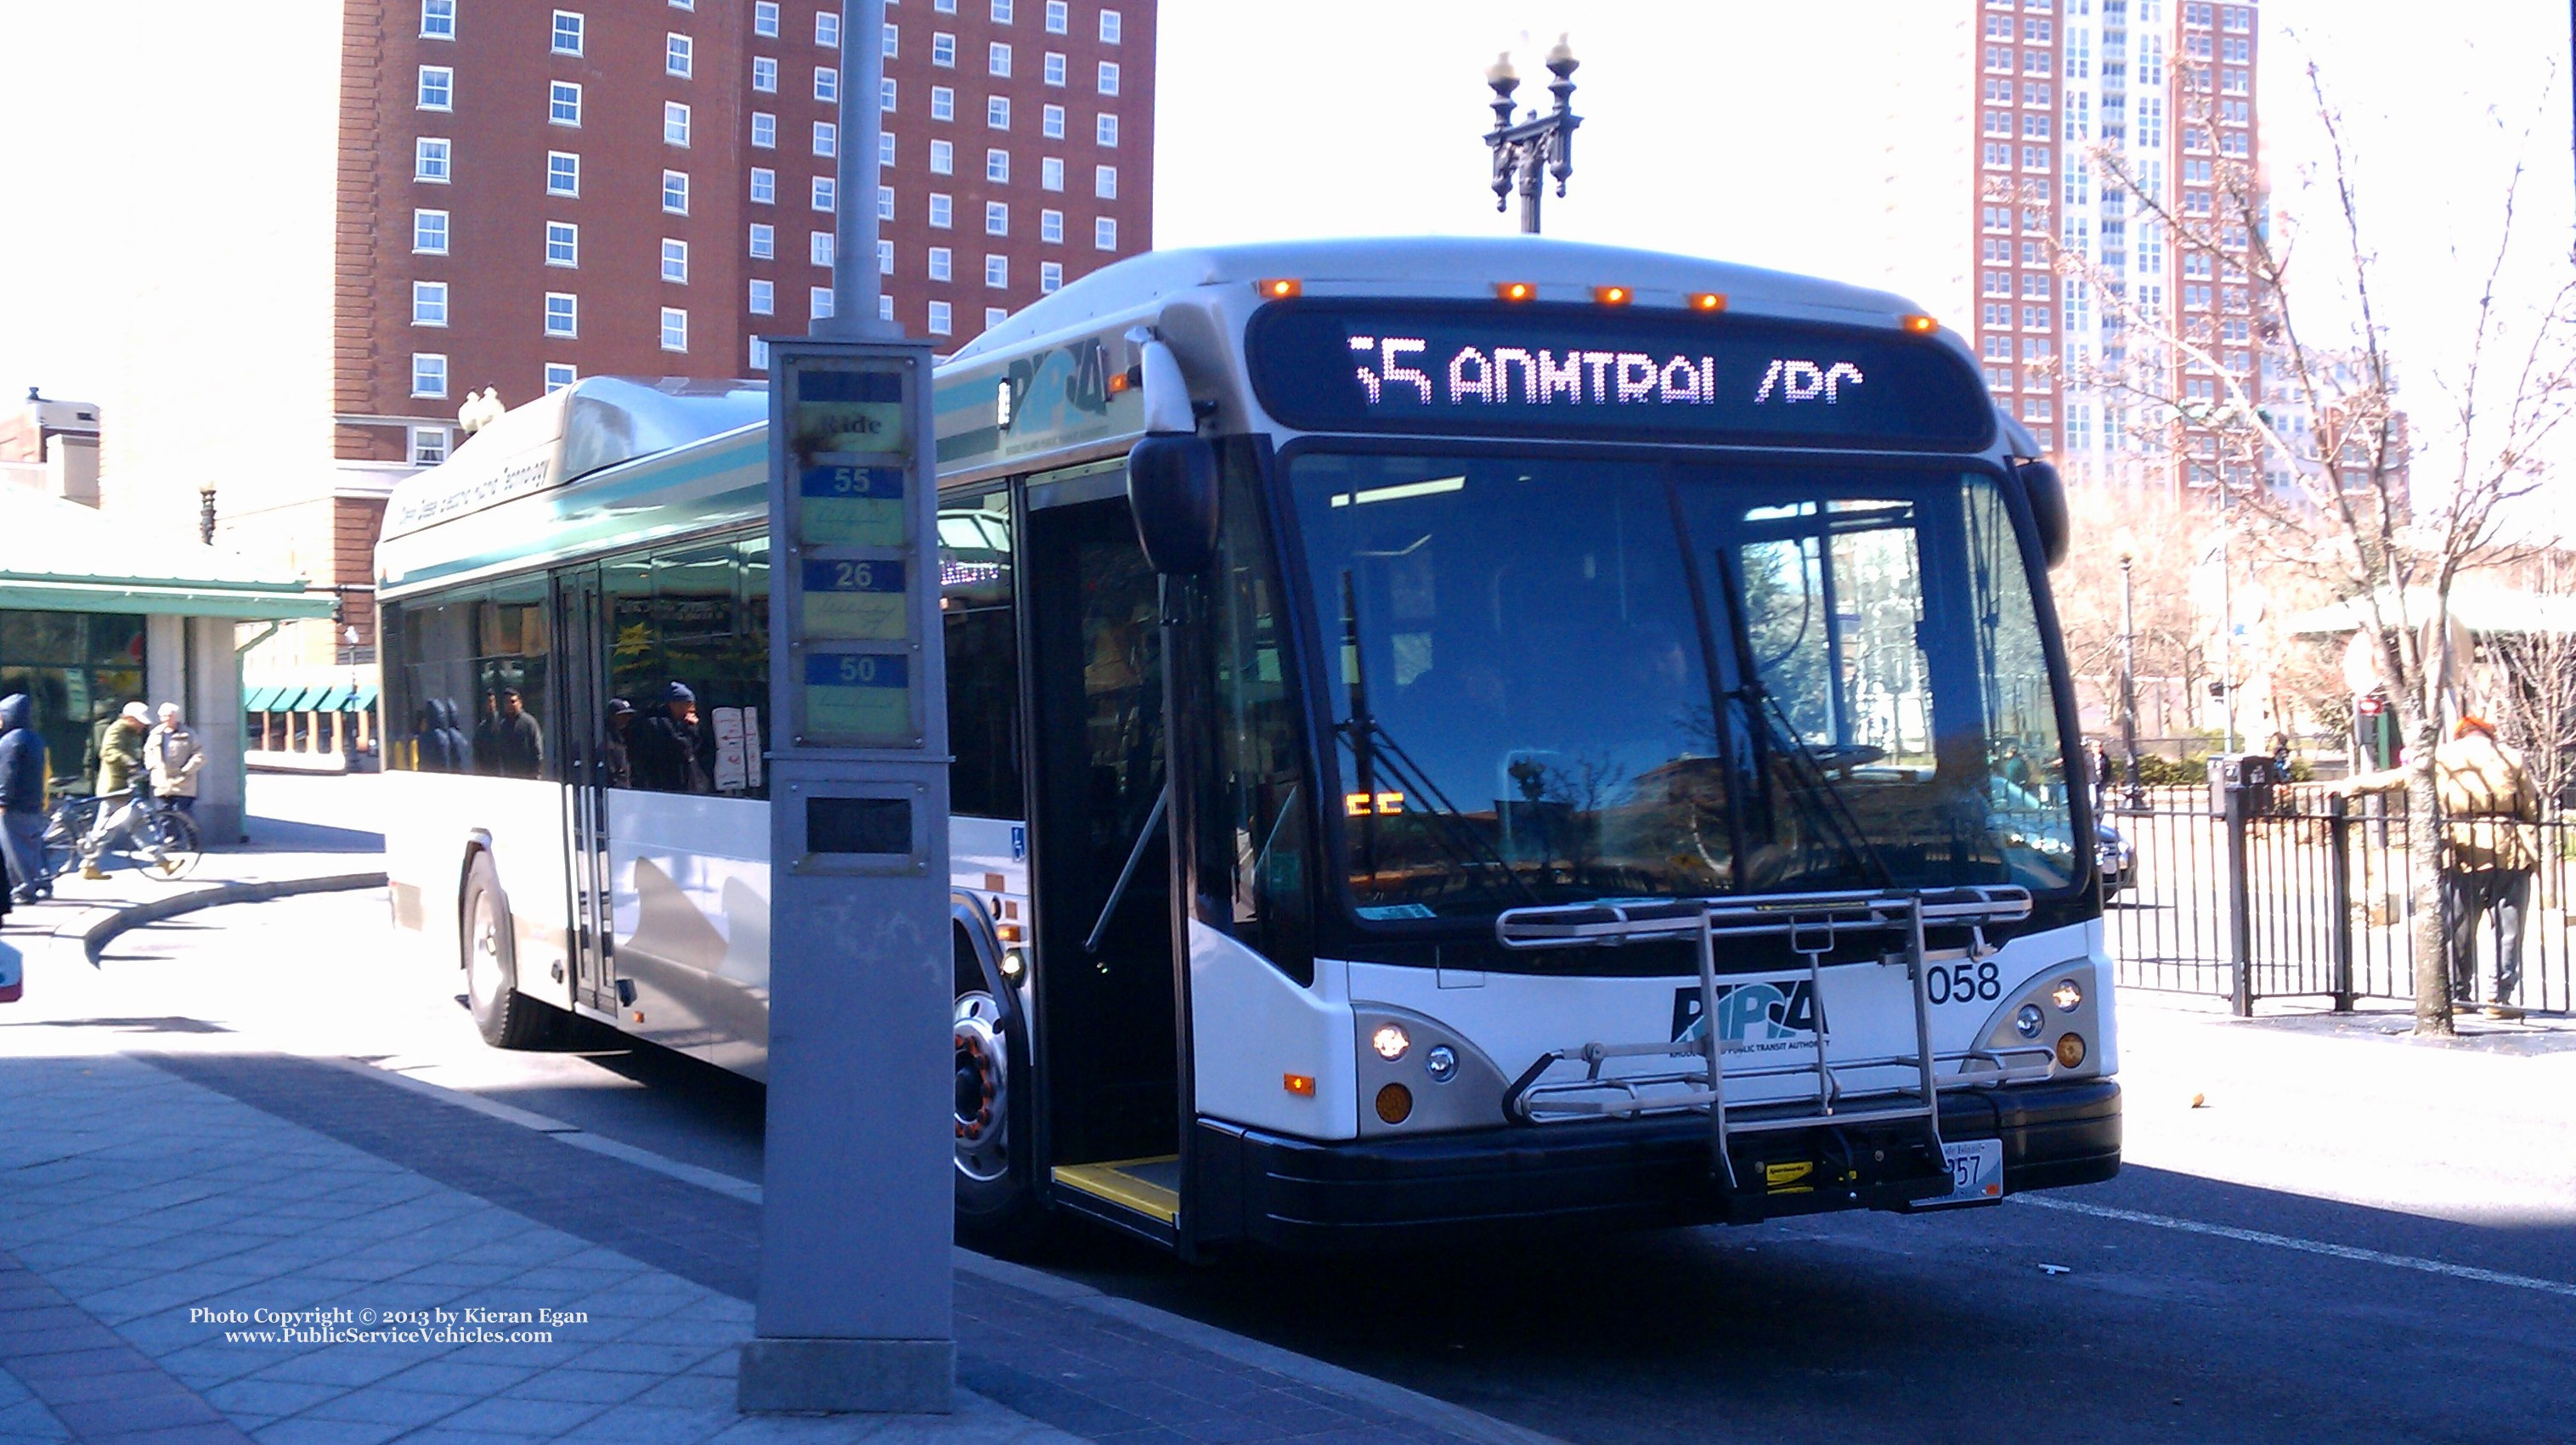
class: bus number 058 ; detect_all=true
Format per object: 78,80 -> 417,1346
1925,960 -> 2001,1006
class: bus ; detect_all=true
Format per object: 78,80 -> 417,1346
376,236 -> 2118,1255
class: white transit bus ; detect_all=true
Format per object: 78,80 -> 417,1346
376,237 -> 2118,1255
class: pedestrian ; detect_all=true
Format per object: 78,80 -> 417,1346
82,702 -> 151,878
480,686 -> 545,778
0,694 -> 48,906
146,704 -> 204,816
2268,730 -> 2293,787
602,698 -> 635,790
2085,737 -> 2110,814
630,683 -> 709,794
2336,715 -> 2539,1019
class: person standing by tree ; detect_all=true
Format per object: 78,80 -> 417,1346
2336,716 -> 2540,1019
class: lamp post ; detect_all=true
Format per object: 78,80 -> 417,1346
1484,36 -> 1581,234
2118,539 -> 2143,810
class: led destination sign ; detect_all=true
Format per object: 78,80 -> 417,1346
1247,302 -> 1992,449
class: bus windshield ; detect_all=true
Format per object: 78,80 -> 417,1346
1285,449 -> 2076,923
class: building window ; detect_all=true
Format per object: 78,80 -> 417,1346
545,291 -> 579,337
749,337 -> 770,371
749,222 -> 776,258
417,66 -> 453,110
1093,216 -> 1116,251
670,0 -> 691,9
665,102 -> 692,147
930,138 -> 954,173
991,0 -> 1014,20
412,353 -> 449,398
987,96 -> 1010,129
809,231 -> 833,268
985,200 -> 1008,235
881,131 -> 896,168
411,280 -> 448,326
813,121 -> 837,156
1040,207 -> 1063,242
985,306 -> 1008,332
660,308 -> 688,353
878,295 -> 895,322
545,221 -> 578,267
1045,0 -> 1067,32
752,112 -> 777,149
1044,52 -> 1065,86
667,33 -> 693,77
985,254 -> 1008,288
929,193 -> 952,228
929,246 -> 952,280
812,176 -> 836,211
986,148 -> 1009,182
1094,165 -> 1115,199
662,170 -> 690,214
1095,113 -> 1117,147
754,56 -> 778,92
878,238 -> 895,274
883,77 -> 898,112
816,65 -> 839,103
415,138 -> 451,182
414,209 -> 450,254
931,86 -> 955,121
751,167 -> 777,204
929,300 -> 952,336
990,42 -> 1012,77
933,32 -> 956,66
749,279 -> 776,315
550,82 -> 581,127
884,21 -> 899,57
422,0 -> 455,40
551,9 -> 582,54
811,286 -> 835,319
1042,104 -> 1065,139
410,425 -> 451,465
1040,260 -> 1063,292
816,9 -> 840,46
662,238 -> 689,283
545,363 -> 578,393
1099,61 -> 1119,96
1041,156 -> 1063,190
547,151 -> 579,195
754,0 -> 779,37
878,183 -> 895,219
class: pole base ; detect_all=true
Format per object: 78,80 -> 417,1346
737,1337 -> 953,1414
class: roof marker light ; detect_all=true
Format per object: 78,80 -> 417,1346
1495,281 -> 1536,302
1257,277 -> 1302,299
1687,292 -> 1728,313
1901,313 -> 1940,334
1592,285 -> 1633,306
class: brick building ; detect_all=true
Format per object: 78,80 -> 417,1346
89,0 -> 1154,695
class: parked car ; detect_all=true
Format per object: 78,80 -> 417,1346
2095,819 -> 2137,896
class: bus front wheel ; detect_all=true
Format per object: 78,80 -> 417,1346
461,854 -> 562,1050
953,945 -> 1046,1253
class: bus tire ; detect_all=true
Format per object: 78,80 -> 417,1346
461,853 -> 562,1050
953,935 -> 1046,1255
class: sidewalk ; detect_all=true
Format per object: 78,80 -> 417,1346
0,797 -> 1548,1445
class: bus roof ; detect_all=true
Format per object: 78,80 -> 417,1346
947,235 -> 1936,365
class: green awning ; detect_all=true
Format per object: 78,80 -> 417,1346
275,686 -> 320,711
243,686 -> 280,712
314,686 -> 353,711
352,685 -> 381,712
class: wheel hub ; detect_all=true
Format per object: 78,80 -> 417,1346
952,992 -> 1008,1183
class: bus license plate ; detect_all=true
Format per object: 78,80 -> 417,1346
1930,1139 -> 2003,1206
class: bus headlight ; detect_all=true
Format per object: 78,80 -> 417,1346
1425,1045 -> 1458,1082
1370,1024 -> 1410,1061
2052,979 -> 2083,1012
2014,1004 -> 2046,1039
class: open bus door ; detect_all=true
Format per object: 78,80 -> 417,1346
556,566 -> 621,1016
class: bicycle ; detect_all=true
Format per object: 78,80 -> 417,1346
40,784 -> 202,883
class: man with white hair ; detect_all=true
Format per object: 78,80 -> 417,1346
147,703 -> 203,816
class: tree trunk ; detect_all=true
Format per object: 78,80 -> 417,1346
2404,720 -> 2455,1036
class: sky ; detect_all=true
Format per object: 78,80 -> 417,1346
2,0 -> 2569,491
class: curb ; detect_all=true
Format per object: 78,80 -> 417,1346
79,871 -> 387,965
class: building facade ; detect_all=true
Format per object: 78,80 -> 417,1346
1963,0 -> 2262,489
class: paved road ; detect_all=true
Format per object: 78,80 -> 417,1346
21,883 -> 2576,1445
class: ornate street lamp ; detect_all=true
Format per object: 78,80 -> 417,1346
1484,35 -> 1582,234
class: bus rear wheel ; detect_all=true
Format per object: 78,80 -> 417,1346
953,967 -> 1046,1254
462,854 -> 562,1050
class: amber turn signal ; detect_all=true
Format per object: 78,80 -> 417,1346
1376,1082 -> 1414,1125
1257,277 -> 1302,299
1283,1073 -> 1316,1097
2054,1033 -> 2087,1069
1687,292 -> 1728,313
1592,285 -> 1633,306
1901,313 -> 1940,334
1495,281 -> 1536,302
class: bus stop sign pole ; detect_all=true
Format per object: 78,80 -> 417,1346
740,0 -> 955,1415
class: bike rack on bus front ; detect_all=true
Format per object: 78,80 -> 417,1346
1493,886 -> 2054,1192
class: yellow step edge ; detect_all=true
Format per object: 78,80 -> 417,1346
1050,1155 -> 1180,1224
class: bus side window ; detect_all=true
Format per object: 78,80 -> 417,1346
600,540 -> 767,799
941,486 -> 1022,820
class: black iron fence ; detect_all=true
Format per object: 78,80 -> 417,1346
2101,779 -> 2575,1015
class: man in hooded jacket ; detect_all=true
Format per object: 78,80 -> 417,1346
0,695 -> 47,904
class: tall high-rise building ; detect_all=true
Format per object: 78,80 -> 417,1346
88,0 -> 1155,685
1959,0 -> 2260,489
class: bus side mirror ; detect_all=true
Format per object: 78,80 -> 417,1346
2015,459 -> 2070,570
1127,433 -> 1219,576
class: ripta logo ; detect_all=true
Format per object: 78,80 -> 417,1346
1672,980 -> 1827,1053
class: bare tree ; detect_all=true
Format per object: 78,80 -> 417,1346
2058,59 -> 2576,1034
2053,482 -> 2213,755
